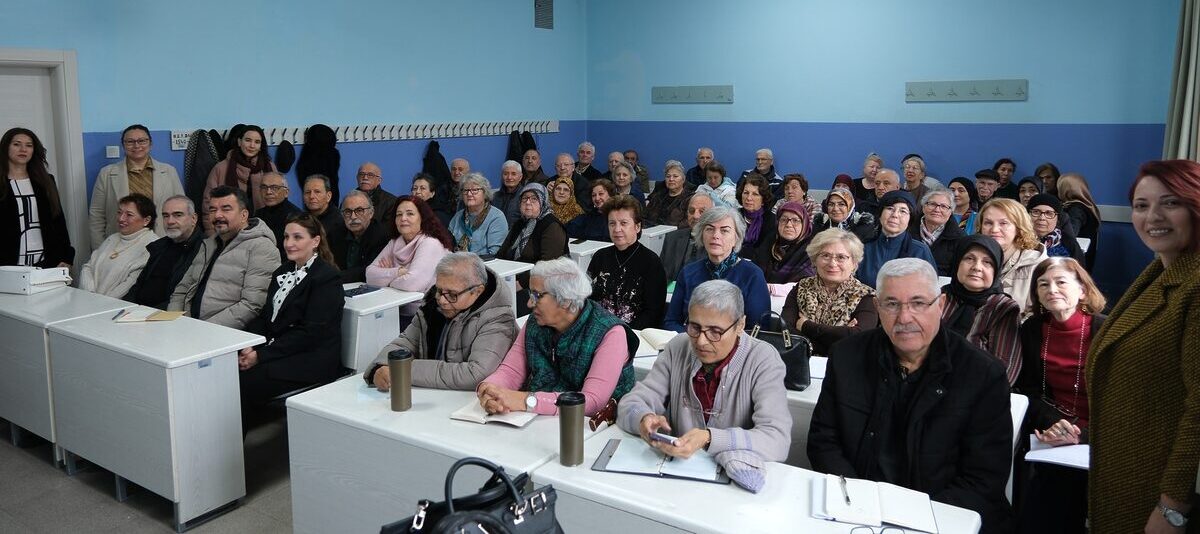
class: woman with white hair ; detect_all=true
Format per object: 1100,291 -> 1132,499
645,160 -> 695,228
476,258 -> 636,417
448,172 -> 508,255
663,207 -> 770,332
619,279 -> 791,493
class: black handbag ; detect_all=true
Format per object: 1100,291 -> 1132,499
381,457 -> 562,534
746,311 -> 812,391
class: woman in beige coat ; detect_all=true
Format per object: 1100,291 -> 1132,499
977,198 -> 1047,314
88,125 -> 182,248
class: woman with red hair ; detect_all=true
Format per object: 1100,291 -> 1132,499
367,196 -> 453,324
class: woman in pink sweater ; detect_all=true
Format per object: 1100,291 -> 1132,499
366,196 -> 453,320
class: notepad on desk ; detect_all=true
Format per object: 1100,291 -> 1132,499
638,328 -> 677,351
449,400 -> 537,428
811,474 -> 938,533
114,308 -> 184,322
591,438 -> 730,484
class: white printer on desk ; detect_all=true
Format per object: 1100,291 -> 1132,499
0,266 -> 71,295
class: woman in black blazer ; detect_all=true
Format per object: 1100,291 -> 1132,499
1,127 -> 74,267
238,212 -> 344,415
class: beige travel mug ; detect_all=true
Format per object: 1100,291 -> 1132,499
388,348 -> 413,412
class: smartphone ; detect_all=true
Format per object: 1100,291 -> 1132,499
650,431 -> 679,446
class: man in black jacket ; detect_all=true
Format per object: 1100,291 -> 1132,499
660,192 -> 713,281
809,258 -> 1013,532
125,195 -> 204,309
332,191 -> 388,283
254,171 -> 300,261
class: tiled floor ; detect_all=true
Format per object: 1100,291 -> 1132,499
0,415 -> 293,533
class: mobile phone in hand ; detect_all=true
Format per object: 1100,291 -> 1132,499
650,431 -> 679,446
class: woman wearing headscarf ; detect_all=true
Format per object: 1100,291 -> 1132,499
1027,193 -> 1085,263
940,234 -> 1023,385
749,201 -> 814,290
948,176 -> 980,234
204,124 -> 275,217
811,187 -> 877,244
1017,176 -> 1043,206
497,183 -> 569,289
781,229 -> 877,356
548,176 -> 584,226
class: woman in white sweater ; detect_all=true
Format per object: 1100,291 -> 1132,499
79,193 -> 158,298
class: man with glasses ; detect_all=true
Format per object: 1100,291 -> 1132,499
909,188 -> 965,276
125,195 -> 205,309
331,190 -> 388,283
365,252 -> 517,390
355,162 -> 396,225
89,124 -> 184,248
809,258 -> 1013,532
254,171 -> 301,259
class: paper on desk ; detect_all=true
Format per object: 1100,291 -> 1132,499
810,356 -> 828,379
661,450 -> 721,481
1026,436 -> 1090,469
605,438 -> 666,475
638,328 -> 677,351
357,383 -> 389,402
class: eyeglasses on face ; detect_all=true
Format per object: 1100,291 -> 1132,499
357,172 -> 381,179
778,216 -> 804,226
1029,209 -> 1058,220
816,252 -> 852,264
925,202 -> 951,212
259,184 -> 287,193
527,288 -> 553,304
123,138 -> 150,147
462,188 -> 484,195
341,207 -> 372,218
435,284 -> 481,303
685,319 -> 739,342
877,298 -> 936,315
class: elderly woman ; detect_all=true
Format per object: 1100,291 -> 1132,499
1016,176 -> 1043,206
1035,162 -> 1061,196
411,172 -> 452,227
737,174 -> 775,258
1087,160 -> 1200,533
910,188 -> 965,276
811,187 -> 877,244
366,252 -> 517,391
695,161 -> 738,208
610,161 -> 645,203
498,183 -> 569,282
948,176 -> 980,234
566,179 -> 614,242
79,193 -> 158,297
978,198 -> 1048,314
449,172 -> 508,255
852,152 -> 883,201
856,191 -> 936,288
588,196 -> 667,329
901,154 -> 940,202
1028,193 -> 1084,263
1056,173 -> 1101,269
477,258 -> 635,417
772,173 -> 821,223
645,160 -> 694,228
367,196 -> 454,321
548,176 -> 584,226
1013,257 -> 1106,533
992,157 -> 1019,200
619,280 -> 791,493
664,207 -> 769,332
782,229 -> 877,356
940,235 -> 1022,384
749,202 -> 814,289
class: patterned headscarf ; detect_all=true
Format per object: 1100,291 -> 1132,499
548,177 -> 584,224
512,182 -> 551,257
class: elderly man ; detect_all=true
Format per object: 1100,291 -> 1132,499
365,252 -> 517,390
623,149 -> 651,192
169,186 -> 280,329
254,171 -> 301,259
858,168 -> 901,218
808,258 -> 1013,532
491,160 -> 526,225
89,124 -> 184,249
660,192 -> 714,281
522,149 -> 550,185
740,148 -> 784,195
448,158 -> 470,204
126,195 -> 205,309
576,141 -> 602,182
333,190 -> 389,283
856,190 -> 937,287
686,147 -> 714,187
302,174 -> 341,240
909,188 -> 965,276
619,279 -> 791,493
975,169 -> 1001,205
600,151 -> 625,180
356,162 -> 396,225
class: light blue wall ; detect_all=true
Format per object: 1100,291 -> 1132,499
586,0 -> 1177,124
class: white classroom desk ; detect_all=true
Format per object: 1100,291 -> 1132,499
484,258 -> 533,315
341,284 -> 424,372
1078,237 -> 1091,254
47,307 -> 263,531
530,426 -> 982,534
568,239 -> 613,273
0,287 -> 126,455
638,224 -> 677,256
286,377 -> 599,534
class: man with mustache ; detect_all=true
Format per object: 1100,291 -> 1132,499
808,258 -> 1014,532
169,186 -> 281,330
125,195 -> 205,310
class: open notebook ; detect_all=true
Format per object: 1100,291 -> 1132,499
114,308 -> 183,322
638,328 -> 677,351
449,400 -> 537,428
811,474 -> 939,533
591,438 -> 730,484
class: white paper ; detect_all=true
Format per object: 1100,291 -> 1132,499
605,439 -> 666,475
660,449 -> 721,481
878,482 -> 939,533
810,356 -> 828,379
638,328 -> 677,351
449,400 -> 537,428
822,474 -> 883,527
1025,435 -> 1090,470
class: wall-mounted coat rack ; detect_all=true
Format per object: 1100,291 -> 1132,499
169,119 -> 559,150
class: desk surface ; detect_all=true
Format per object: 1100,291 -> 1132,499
640,225 -> 676,238
569,240 -> 613,257
287,377 -> 593,474
532,426 -> 981,534
485,258 -> 533,277
0,286 -> 128,327
342,285 -> 423,316
48,307 -> 264,369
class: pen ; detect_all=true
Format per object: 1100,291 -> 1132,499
839,475 -> 851,505
111,309 -> 126,321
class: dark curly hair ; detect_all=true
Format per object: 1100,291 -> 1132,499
386,195 -> 454,250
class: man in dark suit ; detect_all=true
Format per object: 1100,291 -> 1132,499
356,162 -> 396,226
125,195 -> 205,309
332,190 -> 389,283
660,192 -> 714,281
253,171 -> 301,260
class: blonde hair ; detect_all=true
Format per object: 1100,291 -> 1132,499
806,228 -> 865,265
978,198 -> 1039,251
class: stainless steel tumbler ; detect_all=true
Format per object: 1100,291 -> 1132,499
557,392 -> 585,466
388,348 -> 413,412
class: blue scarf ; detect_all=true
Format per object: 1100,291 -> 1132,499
706,253 -> 740,280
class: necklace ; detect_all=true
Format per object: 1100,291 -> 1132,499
613,244 -> 639,272
1040,314 -> 1088,418
109,235 -> 143,259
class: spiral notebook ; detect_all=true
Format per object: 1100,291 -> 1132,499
591,438 -> 730,484
810,474 -> 938,533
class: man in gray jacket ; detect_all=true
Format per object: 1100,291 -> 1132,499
169,186 -> 281,330
365,252 -> 517,390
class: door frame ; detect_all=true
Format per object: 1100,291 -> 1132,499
0,48 -> 88,266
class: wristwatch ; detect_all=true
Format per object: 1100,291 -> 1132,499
525,393 -> 538,411
1159,501 -> 1189,527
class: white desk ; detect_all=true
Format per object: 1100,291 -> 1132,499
484,258 -> 533,315
1078,237 -> 1091,254
768,282 -> 796,315
569,240 -> 613,273
48,308 -> 263,530
0,287 -> 126,453
287,377 -> 600,534
939,276 -> 951,288
531,426 -> 981,534
342,284 -> 424,372
638,224 -> 677,256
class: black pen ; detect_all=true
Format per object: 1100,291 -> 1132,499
111,309 -> 126,321
839,475 -> 851,505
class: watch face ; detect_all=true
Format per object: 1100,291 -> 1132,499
1165,509 -> 1186,527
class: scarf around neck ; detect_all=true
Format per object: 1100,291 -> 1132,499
743,208 -> 765,244
706,253 -> 740,280
512,183 -> 551,258
942,234 -> 1006,336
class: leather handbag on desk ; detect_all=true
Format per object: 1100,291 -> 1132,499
380,457 -> 562,534
746,311 -> 812,391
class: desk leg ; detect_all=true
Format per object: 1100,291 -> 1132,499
64,449 -> 79,476
115,474 -> 130,502
172,499 -> 239,533
8,421 -> 23,447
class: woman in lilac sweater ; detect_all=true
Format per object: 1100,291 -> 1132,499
366,196 -> 453,318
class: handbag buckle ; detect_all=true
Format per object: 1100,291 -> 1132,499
511,501 -> 528,525
782,329 -> 792,349
529,492 -> 547,514
412,501 -> 429,529
749,325 -> 761,337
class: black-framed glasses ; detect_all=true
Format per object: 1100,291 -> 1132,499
685,319 -> 739,342
877,298 -> 936,315
122,138 -> 150,146
1029,209 -> 1058,220
341,207 -> 372,218
925,201 -> 951,212
356,172 -> 381,179
435,284 -> 481,303
778,216 -> 804,226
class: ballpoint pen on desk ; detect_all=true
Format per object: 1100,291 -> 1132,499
839,475 -> 851,505
111,309 -> 126,321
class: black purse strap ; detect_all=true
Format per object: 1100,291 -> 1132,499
443,457 -> 524,515
747,310 -> 793,348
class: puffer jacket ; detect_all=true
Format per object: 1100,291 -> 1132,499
168,218 -> 281,329
365,267 -> 517,390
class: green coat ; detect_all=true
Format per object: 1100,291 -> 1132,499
1087,252 -> 1200,533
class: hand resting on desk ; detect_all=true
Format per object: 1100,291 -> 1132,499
476,382 -> 526,414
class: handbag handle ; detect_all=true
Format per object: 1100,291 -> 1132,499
748,310 -> 793,343
442,457 -> 524,515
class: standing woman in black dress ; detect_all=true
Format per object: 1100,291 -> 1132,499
1,127 -> 73,267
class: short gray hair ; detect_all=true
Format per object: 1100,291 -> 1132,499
530,257 -> 592,313
501,160 -> 521,173
697,147 -> 713,157
303,174 -> 332,191
691,206 -> 746,253
162,194 -> 196,215
340,189 -> 372,211
461,172 -> 494,202
664,159 -> 685,176
688,280 -> 744,322
921,188 -> 955,213
261,170 -> 287,183
756,148 -> 774,159
876,258 -> 939,297
875,168 -> 900,183
902,155 -> 926,173
578,141 -> 595,152
435,251 -> 487,286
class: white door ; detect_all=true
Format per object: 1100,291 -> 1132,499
0,67 -> 59,178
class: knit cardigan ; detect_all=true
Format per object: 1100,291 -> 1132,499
78,227 -> 158,298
